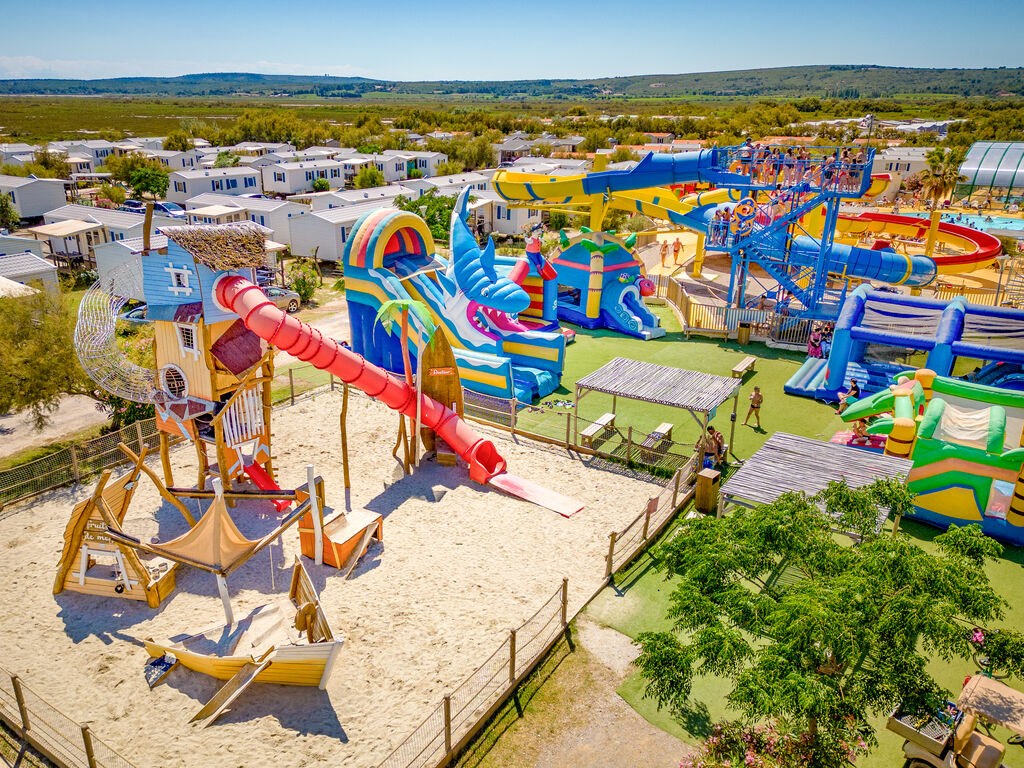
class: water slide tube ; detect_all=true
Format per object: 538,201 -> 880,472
213,275 -> 506,484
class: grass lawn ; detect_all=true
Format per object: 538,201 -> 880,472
588,517 -> 1024,768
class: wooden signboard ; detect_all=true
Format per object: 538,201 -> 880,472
419,331 -> 463,451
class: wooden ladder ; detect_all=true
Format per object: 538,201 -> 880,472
189,655 -> 273,728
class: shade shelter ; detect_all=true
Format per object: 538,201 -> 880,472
719,432 -> 913,532
573,357 -> 742,466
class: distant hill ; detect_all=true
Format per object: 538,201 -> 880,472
2,66 -> 1022,99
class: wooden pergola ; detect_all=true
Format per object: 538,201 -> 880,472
719,432 -> 914,534
573,357 -> 742,461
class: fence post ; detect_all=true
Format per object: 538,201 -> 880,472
672,471 -> 681,508
510,399 -> 517,437
626,427 -> 633,465
560,577 -> 569,627
508,628 -> 518,684
11,675 -> 29,733
288,369 -> 295,406
69,446 -> 81,484
443,694 -> 452,754
81,725 -> 97,768
642,505 -> 652,540
605,531 -> 617,580
564,412 -> 571,449
330,374 -> 335,391
135,420 -> 145,452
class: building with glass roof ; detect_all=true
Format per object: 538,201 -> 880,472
958,142 -> 1024,205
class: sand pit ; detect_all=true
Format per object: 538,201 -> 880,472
0,390 -> 663,768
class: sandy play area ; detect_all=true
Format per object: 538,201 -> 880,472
0,390 -> 662,768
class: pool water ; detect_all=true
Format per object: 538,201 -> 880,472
904,212 -> 1024,232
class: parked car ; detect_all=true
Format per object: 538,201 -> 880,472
117,304 -> 149,327
119,200 -> 146,213
153,201 -> 186,219
265,286 -> 301,313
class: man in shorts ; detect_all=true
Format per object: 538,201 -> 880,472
744,386 -> 763,428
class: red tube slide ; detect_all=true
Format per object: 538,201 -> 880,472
215,275 -> 507,484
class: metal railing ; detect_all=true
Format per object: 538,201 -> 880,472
0,665 -> 137,768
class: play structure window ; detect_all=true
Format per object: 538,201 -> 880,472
164,263 -> 193,297
176,324 -> 200,358
559,285 -> 581,307
160,364 -> 188,399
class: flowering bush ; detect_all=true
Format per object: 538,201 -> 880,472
681,721 -> 869,768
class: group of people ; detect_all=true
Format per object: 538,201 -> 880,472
734,139 -> 868,193
699,386 -> 764,469
807,323 -> 834,359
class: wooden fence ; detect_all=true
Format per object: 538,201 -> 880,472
0,665 -> 137,768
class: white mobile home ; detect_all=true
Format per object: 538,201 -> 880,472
288,201 -> 387,262
0,251 -> 59,292
31,204 -> 178,263
261,159 -> 345,195
167,167 -> 263,204
143,149 -> 203,172
184,193 -> 310,245
0,175 -> 68,219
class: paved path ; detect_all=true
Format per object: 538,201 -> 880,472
0,396 -> 108,460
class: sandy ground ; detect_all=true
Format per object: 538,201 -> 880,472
0,390 -> 662,768
0,396 -> 109,459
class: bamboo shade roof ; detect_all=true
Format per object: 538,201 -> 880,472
575,357 -> 740,414
721,432 -> 912,509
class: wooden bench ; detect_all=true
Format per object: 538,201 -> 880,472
732,355 -> 756,379
639,422 -> 673,463
580,412 -> 616,448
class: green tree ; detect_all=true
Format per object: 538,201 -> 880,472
393,189 -> 458,243
99,183 -> 126,206
312,177 -> 331,192
0,287 -> 102,429
609,146 -> 638,163
31,149 -> 70,179
435,160 -> 465,176
353,166 -> 386,189
103,153 -> 165,185
288,259 -> 319,304
162,131 -> 192,151
129,166 -> 169,200
213,151 -> 240,168
635,479 -> 1024,768
0,195 -> 20,230
919,147 -> 967,205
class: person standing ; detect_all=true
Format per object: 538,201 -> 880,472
660,239 -> 669,266
672,238 -> 682,262
744,386 -> 763,428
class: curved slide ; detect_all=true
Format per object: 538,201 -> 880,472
214,274 -> 506,484
834,211 -> 1002,274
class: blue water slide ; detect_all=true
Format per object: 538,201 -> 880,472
580,150 -> 722,195
927,298 -> 966,375
788,237 -> 936,287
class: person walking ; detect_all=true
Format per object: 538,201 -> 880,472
660,239 -> 669,266
744,386 -> 763,428
672,237 -> 682,263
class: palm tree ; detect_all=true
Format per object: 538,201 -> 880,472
919,147 -> 967,206
374,298 -> 437,469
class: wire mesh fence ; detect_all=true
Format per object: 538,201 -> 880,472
0,665 -> 137,768
606,467 -> 689,576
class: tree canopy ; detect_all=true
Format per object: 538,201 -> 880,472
162,131 -> 192,151
0,195 -> 20,230
353,165 -> 385,189
129,166 -> 169,200
393,189 -> 459,243
635,479 -> 1024,768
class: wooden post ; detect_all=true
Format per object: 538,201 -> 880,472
135,420 -> 145,453
159,431 -> 174,487
605,531 -> 617,579
626,427 -> 633,465
443,694 -> 452,754
329,374 -> 335,391
510,399 -> 517,437
288,368 -> 295,406
11,675 -> 29,732
508,629 -> 517,684
340,383 -> 351,489
642,505 -> 652,540
69,445 -> 81,484
82,725 -> 97,768
672,471 -> 680,508
308,464 -> 323,566
560,577 -> 569,626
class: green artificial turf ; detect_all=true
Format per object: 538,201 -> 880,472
591,517 -> 1024,768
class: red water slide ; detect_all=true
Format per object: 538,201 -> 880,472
215,275 -> 506,484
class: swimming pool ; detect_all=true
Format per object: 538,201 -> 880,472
904,212 -> 1024,232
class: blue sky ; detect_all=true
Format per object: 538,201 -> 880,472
1,0 -> 1021,81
